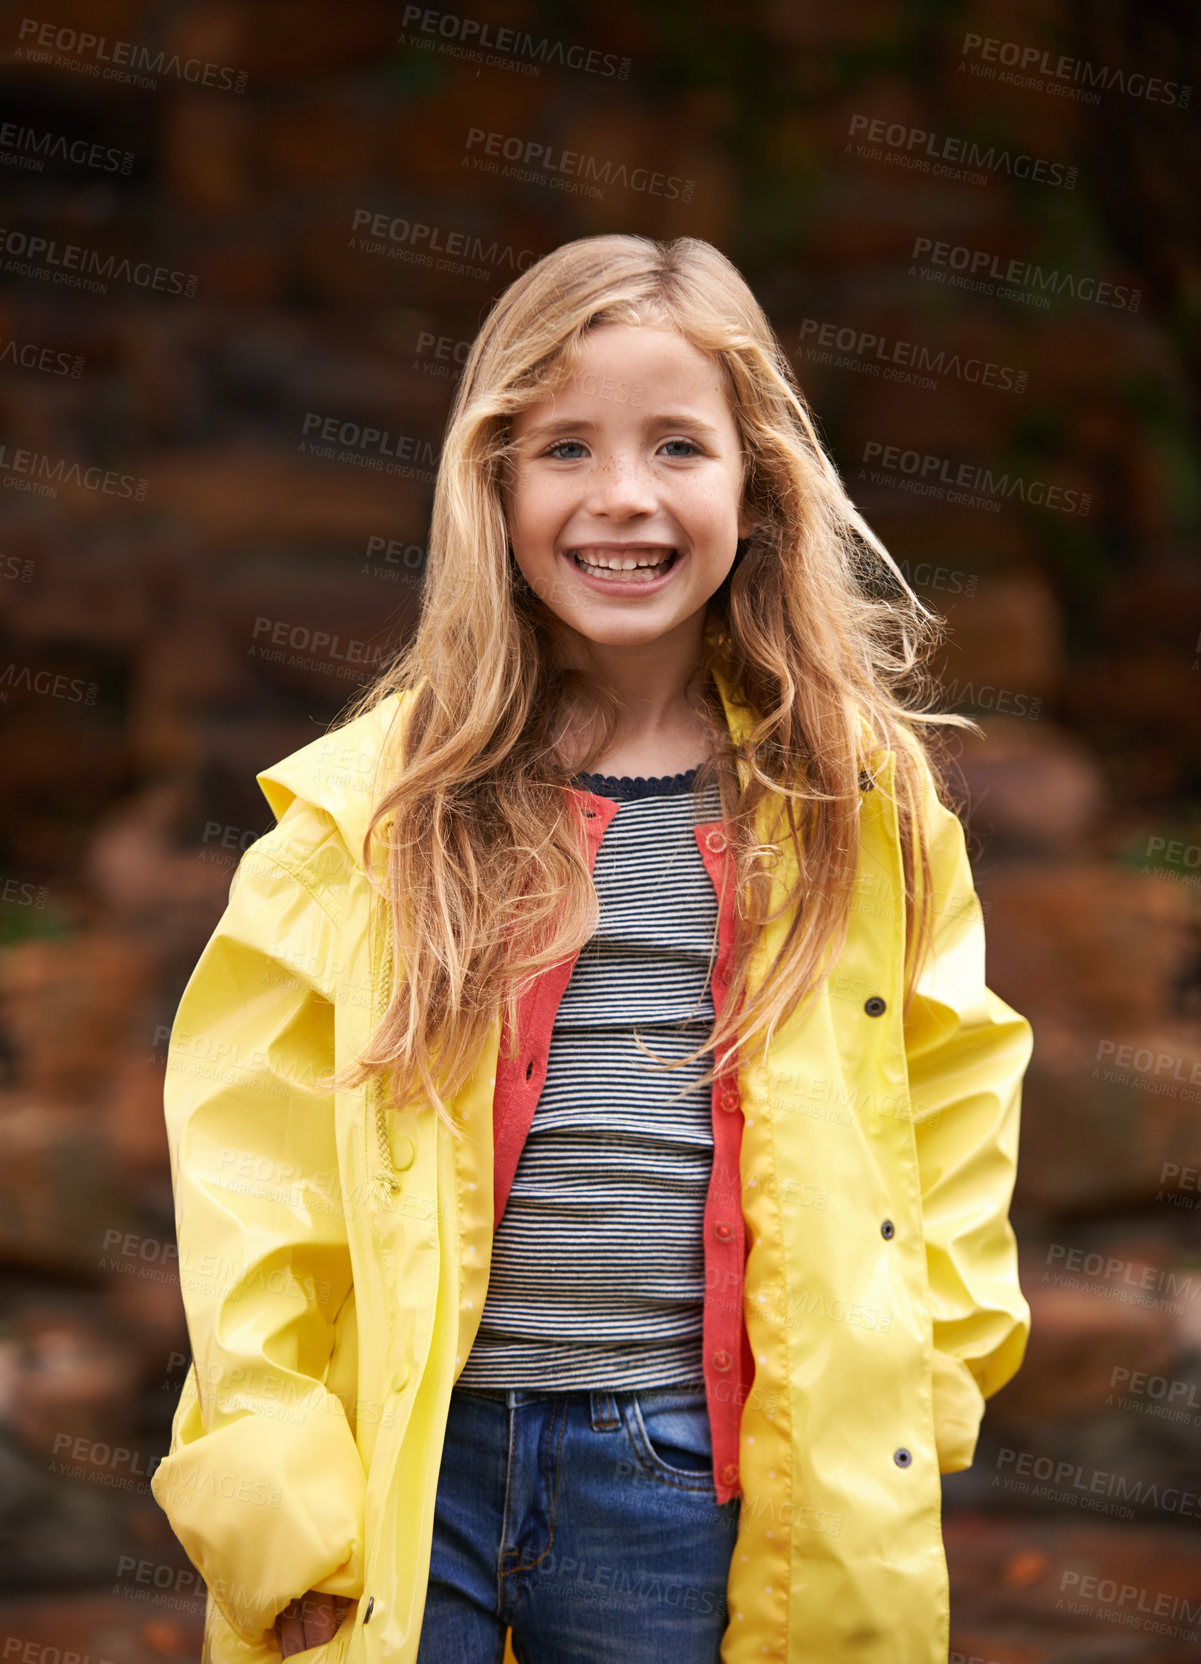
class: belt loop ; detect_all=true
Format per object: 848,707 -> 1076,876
590,1388 -> 620,1429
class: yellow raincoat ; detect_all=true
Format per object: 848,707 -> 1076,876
151,654 -> 1033,1664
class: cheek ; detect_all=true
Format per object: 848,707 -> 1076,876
680,482 -> 742,534
511,479 -> 564,541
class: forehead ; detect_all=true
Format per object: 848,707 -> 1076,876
513,324 -> 734,425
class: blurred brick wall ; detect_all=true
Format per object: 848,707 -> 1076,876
0,3 -> 1198,1660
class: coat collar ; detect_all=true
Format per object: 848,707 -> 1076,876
254,646 -> 887,861
255,689 -> 405,868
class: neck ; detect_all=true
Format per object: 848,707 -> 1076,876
555,707 -> 714,782
557,611 -> 706,716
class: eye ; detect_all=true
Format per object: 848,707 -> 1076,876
540,436 -> 704,462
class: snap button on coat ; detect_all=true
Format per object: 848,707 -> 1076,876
388,1132 -> 415,1173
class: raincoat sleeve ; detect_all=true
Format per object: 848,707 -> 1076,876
149,808 -> 365,1647
903,756 -> 1034,1475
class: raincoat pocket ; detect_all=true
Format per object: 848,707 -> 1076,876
277,1606 -> 359,1664
200,1596 -> 359,1664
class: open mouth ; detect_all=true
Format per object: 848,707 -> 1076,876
566,547 -> 679,583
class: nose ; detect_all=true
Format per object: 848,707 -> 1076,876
584,450 -> 659,520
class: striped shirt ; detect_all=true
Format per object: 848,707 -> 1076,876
456,766 -> 724,1391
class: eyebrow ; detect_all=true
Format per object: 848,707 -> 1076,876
519,413 -> 725,441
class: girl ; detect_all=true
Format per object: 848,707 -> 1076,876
152,234 -> 1034,1664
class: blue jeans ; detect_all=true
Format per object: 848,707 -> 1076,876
415,1382 -> 741,1664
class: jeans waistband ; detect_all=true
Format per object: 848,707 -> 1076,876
453,1381 -> 707,1407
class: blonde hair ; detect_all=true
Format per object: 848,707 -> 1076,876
333,233 -> 978,1134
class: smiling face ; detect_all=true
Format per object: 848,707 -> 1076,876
504,323 -> 755,657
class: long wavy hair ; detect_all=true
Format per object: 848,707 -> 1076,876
331,233 -> 979,1135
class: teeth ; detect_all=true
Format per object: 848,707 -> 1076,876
570,549 -> 674,572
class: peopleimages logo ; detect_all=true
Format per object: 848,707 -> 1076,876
0,228 -> 198,298
909,236 -> 1140,312
959,32 -> 1191,108
346,210 -> 536,281
0,333 -> 83,377
797,317 -> 1028,395
399,6 -> 630,79
0,664 -> 98,704
847,113 -> 1077,189
297,411 -> 438,484
0,442 -> 148,501
15,17 -> 248,92
860,440 -> 1090,517
0,121 -> 134,175
463,128 -> 694,203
